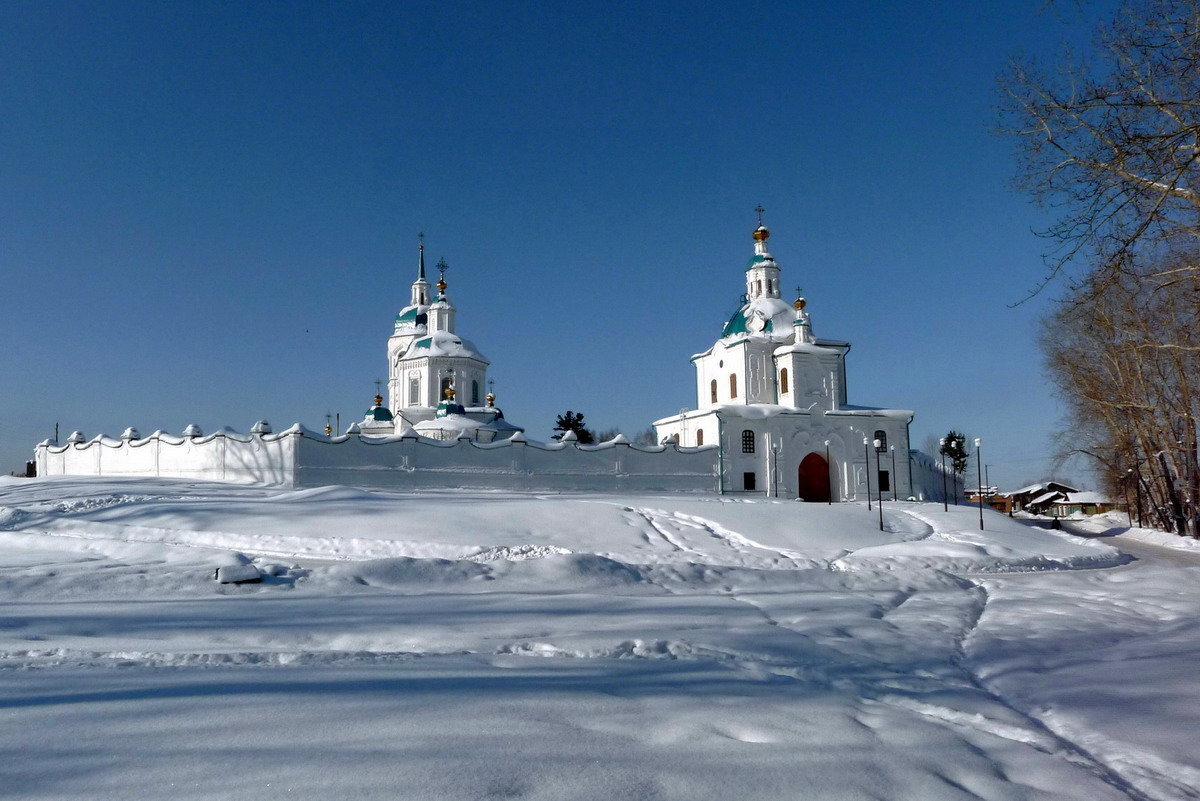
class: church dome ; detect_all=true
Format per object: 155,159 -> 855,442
366,394 -> 394,421
722,296 -> 795,338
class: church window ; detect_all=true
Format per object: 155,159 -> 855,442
742,429 -> 755,453
408,378 -> 419,405
874,430 -> 887,452
756,280 -> 762,295
710,380 -> 717,404
729,374 -> 737,399
767,279 -> 773,294
472,380 -> 480,405
440,376 -> 452,399
780,368 -> 789,394
696,430 -> 704,446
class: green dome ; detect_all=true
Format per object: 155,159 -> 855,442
395,306 -> 428,325
367,404 -> 394,422
722,305 -> 774,337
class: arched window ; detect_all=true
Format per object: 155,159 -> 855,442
756,280 -> 762,295
729,374 -> 738,399
874,430 -> 887,452
742,429 -> 755,453
472,380 -> 480,405
408,377 -> 420,405
696,430 -> 704,446
780,367 -> 789,394
710,379 -> 718,404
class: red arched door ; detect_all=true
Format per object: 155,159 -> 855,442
797,452 -> 831,502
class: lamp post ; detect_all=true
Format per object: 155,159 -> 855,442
939,437 -> 948,512
890,444 -> 897,501
874,438 -> 884,531
974,438 -> 984,530
825,439 -> 832,506
863,437 -> 872,511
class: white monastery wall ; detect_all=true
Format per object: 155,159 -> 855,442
36,430 -> 296,485
294,433 -> 718,492
36,427 -> 717,493
909,449 -> 965,503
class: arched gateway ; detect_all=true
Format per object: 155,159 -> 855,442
797,452 -> 831,502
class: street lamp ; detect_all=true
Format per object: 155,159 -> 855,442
863,437 -> 872,511
939,437 -> 948,512
825,439 -> 832,506
873,438 -> 884,531
974,438 -> 984,530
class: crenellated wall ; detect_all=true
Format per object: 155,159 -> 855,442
34,426 -> 719,493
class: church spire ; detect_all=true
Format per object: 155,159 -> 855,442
417,232 -> 426,280
410,234 -> 431,307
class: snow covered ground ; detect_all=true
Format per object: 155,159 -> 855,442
1,476 -> 1197,800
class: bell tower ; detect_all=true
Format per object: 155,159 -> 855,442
745,205 -> 781,301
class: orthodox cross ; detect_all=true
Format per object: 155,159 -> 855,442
794,285 -> 803,297
374,379 -> 382,396
754,204 -> 765,224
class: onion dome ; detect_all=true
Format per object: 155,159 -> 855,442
366,393 -> 394,422
753,224 -> 770,242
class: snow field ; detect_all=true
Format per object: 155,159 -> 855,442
0,476 -> 1194,800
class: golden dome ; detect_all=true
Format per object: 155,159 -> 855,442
753,225 -> 770,242
794,296 -> 806,310
374,393 -> 384,406
444,386 -> 456,399
436,277 -> 447,292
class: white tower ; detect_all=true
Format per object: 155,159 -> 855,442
745,205 -> 782,301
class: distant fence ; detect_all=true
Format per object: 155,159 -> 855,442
35,426 -> 719,493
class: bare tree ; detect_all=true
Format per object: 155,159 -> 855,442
1041,258 -> 1200,534
1000,0 -> 1200,293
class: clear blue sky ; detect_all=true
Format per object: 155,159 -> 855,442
0,1 -> 1116,489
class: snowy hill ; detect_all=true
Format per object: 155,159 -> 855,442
1,476 -> 1197,800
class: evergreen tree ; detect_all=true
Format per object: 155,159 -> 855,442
940,431 -> 969,475
551,411 -> 595,444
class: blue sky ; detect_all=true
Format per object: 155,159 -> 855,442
0,1 -> 1116,488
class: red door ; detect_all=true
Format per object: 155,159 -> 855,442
797,452 -> 831,502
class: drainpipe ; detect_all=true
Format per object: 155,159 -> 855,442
717,415 -> 725,494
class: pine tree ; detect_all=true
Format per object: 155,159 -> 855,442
940,431 -> 969,475
551,411 -> 595,444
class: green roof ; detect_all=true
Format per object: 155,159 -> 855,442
413,337 -> 431,349
396,307 -> 427,325
745,254 -> 774,271
722,305 -> 774,337
367,405 -> 394,422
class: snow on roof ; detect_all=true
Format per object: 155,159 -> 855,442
403,329 -> 487,361
1063,491 -> 1112,505
1029,491 -> 1064,506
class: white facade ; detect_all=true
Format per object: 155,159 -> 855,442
654,221 -> 914,501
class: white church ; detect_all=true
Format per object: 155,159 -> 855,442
652,217 -> 914,501
356,238 -> 523,443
